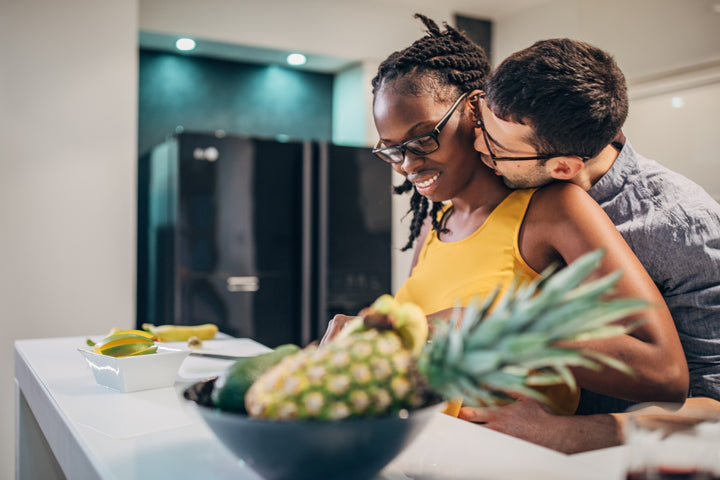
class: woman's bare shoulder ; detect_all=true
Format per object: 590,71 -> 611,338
528,182 -> 602,223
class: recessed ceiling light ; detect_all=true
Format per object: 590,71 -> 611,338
671,96 -> 685,108
175,38 -> 196,51
286,53 -> 307,66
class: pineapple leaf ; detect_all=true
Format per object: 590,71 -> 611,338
566,325 -> 630,342
460,350 -> 503,376
528,298 -> 603,334
459,297 -> 482,337
559,270 -> 622,304
541,249 -> 604,293
580,349 -> 636,376
517,348 -> 604,372
446,326 -> 464,367
524,371 -> 565,387
455,377 -> 505,407
465,312 -> 510,349
551,364 -> 578,392
548,299 -> 648,340
497,332 -> 547,358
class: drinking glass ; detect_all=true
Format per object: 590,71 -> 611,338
624,402 -> 720,480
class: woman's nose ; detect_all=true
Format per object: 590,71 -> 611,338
400,150 -> 422,173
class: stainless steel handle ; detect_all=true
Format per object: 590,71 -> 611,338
226,276 -> 259,292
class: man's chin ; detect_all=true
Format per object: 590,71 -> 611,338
502,175 -> 554,189
501,177 -> 527,189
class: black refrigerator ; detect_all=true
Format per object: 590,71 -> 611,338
137,132 -> 392,348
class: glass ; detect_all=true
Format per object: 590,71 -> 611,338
624,403 -> 720,480
372,92 -> 469,164
476,93 -> 590,162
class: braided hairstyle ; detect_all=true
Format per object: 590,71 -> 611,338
372,14 -> 490,251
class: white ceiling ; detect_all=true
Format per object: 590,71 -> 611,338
370,0 -> 551,19
138,0 -> 551,73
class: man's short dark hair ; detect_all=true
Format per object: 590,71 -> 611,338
485,38 -> 628,159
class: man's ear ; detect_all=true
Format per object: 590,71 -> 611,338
545,156 -> 585,180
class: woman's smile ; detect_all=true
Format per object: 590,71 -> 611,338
409,172 -> 440,195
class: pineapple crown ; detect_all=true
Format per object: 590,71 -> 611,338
418,249 -> 648,407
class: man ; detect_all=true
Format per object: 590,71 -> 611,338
464,38 -> 720,452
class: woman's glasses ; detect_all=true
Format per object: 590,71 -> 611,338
372,92 -> 469,164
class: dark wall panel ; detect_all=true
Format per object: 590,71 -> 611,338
455,15 -> 493,64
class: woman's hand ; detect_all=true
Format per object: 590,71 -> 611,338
319,314 -> 360,345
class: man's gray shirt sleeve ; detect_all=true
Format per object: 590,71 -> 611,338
588,140 -> 720,400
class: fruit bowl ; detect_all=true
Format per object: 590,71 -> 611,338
184,378 -> 444,480
78,345 -> 190,392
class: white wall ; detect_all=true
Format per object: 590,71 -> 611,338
0,1 -> 138,478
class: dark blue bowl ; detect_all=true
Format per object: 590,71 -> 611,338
184,379 -> 443,480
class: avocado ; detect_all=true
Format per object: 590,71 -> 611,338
211,344 -> 300,413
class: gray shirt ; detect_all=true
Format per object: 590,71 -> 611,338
579,139 -> 720,413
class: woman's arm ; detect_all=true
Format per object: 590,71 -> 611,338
520,183 -> 688,403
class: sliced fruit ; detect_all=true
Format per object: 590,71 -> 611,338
126,344 -> 159,356
98,341 -> 157,358
93,332 -> 155,354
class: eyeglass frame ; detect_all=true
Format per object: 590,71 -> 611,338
372,91 -> 470,164
475,92 -> 590,162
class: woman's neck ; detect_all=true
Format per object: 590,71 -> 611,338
449,164 -> 512,214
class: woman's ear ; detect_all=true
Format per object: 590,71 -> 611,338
467,89 -> 483,124
545,156 -> 585,180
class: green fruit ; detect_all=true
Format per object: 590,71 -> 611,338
126,344 -> 159,356
212,344 -> 300,413
100,341 -> 156,358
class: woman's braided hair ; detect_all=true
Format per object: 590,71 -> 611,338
372,14 -> 490,251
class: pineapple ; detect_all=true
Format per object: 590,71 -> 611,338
244,250 -> 646,420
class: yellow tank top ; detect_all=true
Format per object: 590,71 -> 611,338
395,188 -> 579,415
395,188 -> 539,313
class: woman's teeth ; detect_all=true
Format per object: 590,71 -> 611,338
416,174 -> 439,188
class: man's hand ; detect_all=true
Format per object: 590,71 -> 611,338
319,314 -> 359,345
458,396 -> 623,454
459,396 -> 558,443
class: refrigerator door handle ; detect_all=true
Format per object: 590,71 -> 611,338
226,276 -> 259,292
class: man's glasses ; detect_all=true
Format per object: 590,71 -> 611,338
372,92 -> 469,164
476,93 -> 589,162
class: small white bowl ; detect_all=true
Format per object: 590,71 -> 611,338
78,345 -> 190,392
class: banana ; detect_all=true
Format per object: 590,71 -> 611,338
142,323 -> 219,342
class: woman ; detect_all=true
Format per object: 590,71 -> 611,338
325,14 -> 687,414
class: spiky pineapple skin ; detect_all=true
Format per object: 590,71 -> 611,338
245,330 -> 427,420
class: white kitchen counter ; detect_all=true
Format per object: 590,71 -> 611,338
14,336 -> 627,480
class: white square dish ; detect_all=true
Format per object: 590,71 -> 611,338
78,345 -> 190,392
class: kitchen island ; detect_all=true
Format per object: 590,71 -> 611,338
15,336 -> 627,479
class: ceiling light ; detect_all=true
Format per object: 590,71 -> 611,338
671,96 -> 685,108
286,53 -> 307,66
175,38 -> 196,51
